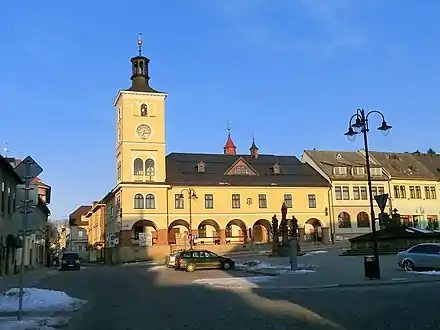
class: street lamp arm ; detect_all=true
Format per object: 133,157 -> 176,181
365,110 -> 386,122
348,113 -> 360,127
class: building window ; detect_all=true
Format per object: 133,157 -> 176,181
399,186 -> 406,198
431,186 -> 437,199
338,212 -> 351,228
133,158 -> 144,176
198,225 -> 206,238
371,187 -> 378,196
357,212 -> 370,228
425,186 -> 431,199
308,194 -> 316,208
335,186 -> 342,200
205,194 -> 213,209
145,194 -> 155,209
352,167 -> 365,176
175,194 -> 184,209
409,186 -> 415,199
333,167 -> 347,175
134,194 -> 144,209
370,168 -> 382,176
258,194 -> 267,208
232,166 -> 252,175
117,161 -> 121,180
378,187 -> 385,195
415,186 -> 422,199
232,194 -> 241,208
133,226 -> 143,240
342,186 -> 350,200
272,164 -> 281,174
360,187 -> 367,200
353,187 -> 360,200
197,162 -> 205,173
78,230 -> 84,238
140,103 -> 148,116
145,159 -> 155,180
393,185 -> 400,198
284,194 -> 292,208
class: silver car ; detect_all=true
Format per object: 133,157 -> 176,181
397,243 -> 440,271
165,251 -> 181,268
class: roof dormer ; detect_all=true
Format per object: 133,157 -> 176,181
272,163 -> 281,175
196,161 -> 205,173
333,166 -> 347,175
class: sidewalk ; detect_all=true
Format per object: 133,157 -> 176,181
0,267 -> 58,293
234,251 -> 440,289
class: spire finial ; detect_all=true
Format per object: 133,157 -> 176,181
137,32 -> 143,56
227,120 -> 231,134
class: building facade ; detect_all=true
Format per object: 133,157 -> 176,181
68,206 -> 90,259
368,151 -> 440,229
302,150 -> 391,240
94,39 -> 333,262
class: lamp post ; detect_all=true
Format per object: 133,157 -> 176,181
344,109 -> 392,280
179,188 -> 198,250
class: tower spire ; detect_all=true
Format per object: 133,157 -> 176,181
137,32 -> 143,56
223,121 -> 237,155
125,33 -> 163,93
249,136 -> 259,158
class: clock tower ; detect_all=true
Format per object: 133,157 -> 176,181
114,34 -> 167,185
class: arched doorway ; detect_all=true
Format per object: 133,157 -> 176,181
338,212 -> 351,229
168,219 -> 190,245
357,212 -> 370,228
305,218 -> 323,242
132,220 -> 157,246
197,219 -> 221,244
253,219 -> 272,243
225,219 -> 247,244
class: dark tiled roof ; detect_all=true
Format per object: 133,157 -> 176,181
304,150 -> 388,181
0,156 -> 22,183
166,153 -> 330,187
413,154 -> 440,179
369,151 -> 437,180
69,205 -> 91,226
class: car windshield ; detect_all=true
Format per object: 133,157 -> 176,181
62,253 -> 79,261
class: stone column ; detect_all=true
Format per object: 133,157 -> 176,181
156,229 -> 168,245
321,227 -> 330,244
298,227 -> 305,242
219,229 -> 226,244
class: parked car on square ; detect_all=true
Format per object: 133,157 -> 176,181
397,243 -> 440,271
165,251 -> 181,268
174,250 -> 234,272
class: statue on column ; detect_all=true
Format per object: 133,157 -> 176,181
271,214 -> 278,243
291,215 -> 301,253
280,202 -> 289,245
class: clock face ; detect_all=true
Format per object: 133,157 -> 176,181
136,124 -> 151,140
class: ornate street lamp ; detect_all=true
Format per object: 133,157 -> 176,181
179,188 -> 198,250
344,109 -> 392,279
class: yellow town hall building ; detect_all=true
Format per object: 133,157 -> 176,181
97,38 -> 333,262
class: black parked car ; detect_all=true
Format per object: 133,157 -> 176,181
60,252 -> 81,270
175,250 -> 234,272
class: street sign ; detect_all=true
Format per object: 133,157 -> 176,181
14,156 -> 43,184
374,193 -> 389,213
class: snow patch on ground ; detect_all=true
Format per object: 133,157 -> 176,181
304,250 -> 328,256
122,260 -> 160,267
237,260 -> 317,271
0,288 -> 86,312
147,265 -> 167,272
410,270 -> 440,276
193,276 -> 274,288
0,316 -> 69,330
276,269 -> 316,275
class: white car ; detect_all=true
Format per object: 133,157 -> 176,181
165,251 -> 181,268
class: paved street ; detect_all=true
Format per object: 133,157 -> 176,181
25,261 -> 440,330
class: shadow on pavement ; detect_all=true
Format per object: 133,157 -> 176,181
35,263 -> 344,330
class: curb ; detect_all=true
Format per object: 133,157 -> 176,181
255,277 -> 440,290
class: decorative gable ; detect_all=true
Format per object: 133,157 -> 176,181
224,157 -> 258,176
195,161 -> 205,173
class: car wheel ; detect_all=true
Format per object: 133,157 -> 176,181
403,260 -> 415,271
222,262 -> 232,270
186,263 -> 196,272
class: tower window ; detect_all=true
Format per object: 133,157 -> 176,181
140,104 -> 148,117
145,159 -> 155,180
133,158 -> 144,176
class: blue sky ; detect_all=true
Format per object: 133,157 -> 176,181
1,1 -> 439,220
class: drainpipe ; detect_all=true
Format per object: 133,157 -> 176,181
328,187 -> 336,244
